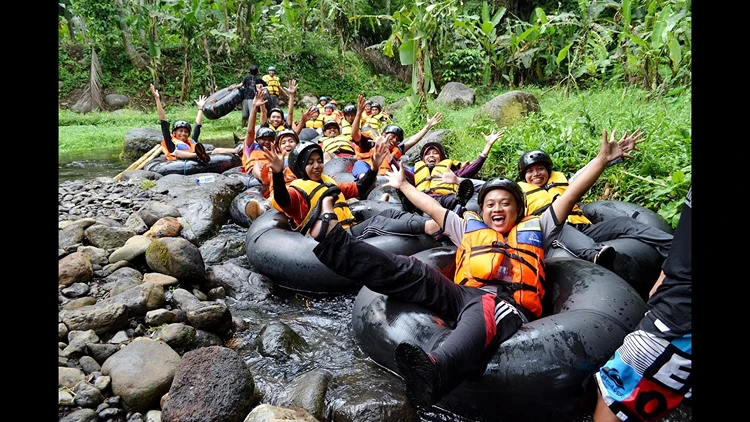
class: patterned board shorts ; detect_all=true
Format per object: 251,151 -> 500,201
594,312 -> 692,422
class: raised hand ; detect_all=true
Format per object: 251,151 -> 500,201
617,129 -> 646,153
371,135 -> 390,169
357,94 -> 365,112
441,170 -> 459,185
600,129 -> 628,162
262,145 -> 284,174
195,95 -> 207,109
150,84 -> 160,100
287,79 -> 297,96
384,163 -> 407,190
253,87 -> 267,108
427,112 -> 443,128
482,130 -> 504,148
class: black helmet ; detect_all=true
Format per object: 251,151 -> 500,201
364,100 -> 373,106
288,140 -> 323,179
370,102 -> 382,111
255,127 -> 277,142
343,105 -> 356,114
276,128 -> 299,144
478,177 -> 526,219
382,125 -> 404,143
518,150 -> 553,180
269,107 -> 284,117
323,120 -> 340,131
172,120 -> 191,134
324,103 -> 335,109
319,96 -> 328,103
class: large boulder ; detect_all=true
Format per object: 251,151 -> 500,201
436,82 -> 476,107
474,90 -> 540,127
105,93 -> 129,110
122,127 -> 163,161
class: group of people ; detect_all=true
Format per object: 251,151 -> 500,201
149,74 -> 691,422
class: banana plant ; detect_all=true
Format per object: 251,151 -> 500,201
454,1 -> 506,85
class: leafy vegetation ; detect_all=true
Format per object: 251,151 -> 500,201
58,0 -> 691,227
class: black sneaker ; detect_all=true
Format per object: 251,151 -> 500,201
194,143 -> 211,165
397,190 -> 419,214
456,179 -> 474,206
394,342 -> 441,409
594,245 -> 616,271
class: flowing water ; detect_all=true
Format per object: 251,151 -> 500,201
57,150 -> 691,422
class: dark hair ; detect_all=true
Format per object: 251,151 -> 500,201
250,65 -> 259,75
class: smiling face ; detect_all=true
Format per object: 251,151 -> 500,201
364,104 -> 371,113
173,128 -> 190,142
278,135 -> 298,155
524,163 -> 550,187
305,151 -> 325,181
423,147 -> 442,168
480,189 -> 520,234
269,111 -> 284,127
256,136 -> 275,150
324,125 -> 340,137
384,133 -> 400,148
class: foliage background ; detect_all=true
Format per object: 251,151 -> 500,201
58,0 -> 691,226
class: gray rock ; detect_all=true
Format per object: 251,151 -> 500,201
101,338 -> 181,414
474,90 -> 540,127
436,81 -> 476,107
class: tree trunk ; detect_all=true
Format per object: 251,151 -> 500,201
180,47 -> 192,102
202,36 -> 217,93
114,0 -> 148,70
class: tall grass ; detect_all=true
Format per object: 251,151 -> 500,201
58,85 -> 690,227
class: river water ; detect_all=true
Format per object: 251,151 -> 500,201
57,150 -> 692,422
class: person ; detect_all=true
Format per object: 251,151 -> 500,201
362,102 -> 391,135
263,137 -> 443,241
401,130 -> 503,214
329,99 -> 344,120
239,65 -> 264,128
360,99 -> 373,127
306,129 -> 632,409
150,84 -> 210,164
321,103 -> 341,125
593,184 -> 691,422
340,104 -> 358,137
516,130 -> 672,268
352,110 -> 443,180
316,96 -> 329,112
260,79 -> 297,133
303,105 -> 326,135
245,128 -> 301,220
262,66 -> 282,114
237,88 -> 276,197
318,120 -> 355,163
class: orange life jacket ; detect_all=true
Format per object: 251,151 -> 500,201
161,137 -> 195,161
354,144 -> 401,175
241,145 -> 268,175
455,216 -> 547,317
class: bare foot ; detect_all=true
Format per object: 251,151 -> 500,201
309,196 -> 337,240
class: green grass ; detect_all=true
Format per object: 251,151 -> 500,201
59,85 -> 691,227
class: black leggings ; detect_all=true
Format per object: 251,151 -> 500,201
313,224 -> 524,385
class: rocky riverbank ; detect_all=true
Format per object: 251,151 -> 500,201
58,170 -> 426,422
